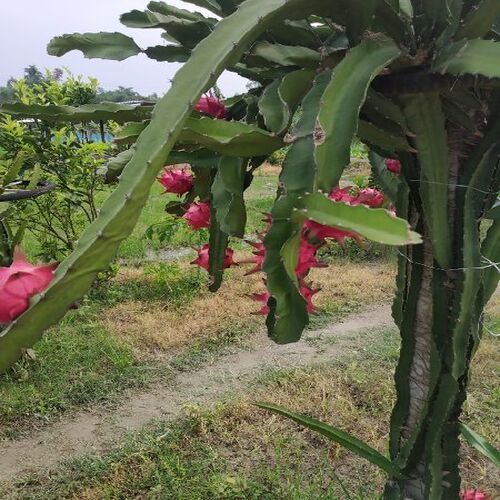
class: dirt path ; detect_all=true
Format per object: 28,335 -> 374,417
0,304 -> 393,484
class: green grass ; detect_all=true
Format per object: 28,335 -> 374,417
0,306 -> 146,439
91,262 -> 206,307
7,319 -> 498,500
0,263 -> 206,438
115,174 -> 277,261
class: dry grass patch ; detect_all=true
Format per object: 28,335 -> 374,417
311,261 -> 395,308
102,265 -> 262,352
103,260 -> 395,354
69,334 -> 499,500
253,162 -> 281,177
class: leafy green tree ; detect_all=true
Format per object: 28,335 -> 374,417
0,71 -> 107,260
94,85 -> 157,103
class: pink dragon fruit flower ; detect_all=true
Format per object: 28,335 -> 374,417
241,240 -> 266,275
157,167 -> 193,196
304,220 -> 363,247
296,239 -> 326,278
250,291 -> 271,315
191,244 -> 236,271
195,93 -> 228,119
0,248 -> 57,324
460,490 -> 490,500
300,281 -> 321,313
353,188 -> 385,208
183,201 -> 211,230
385,158 -> 402,174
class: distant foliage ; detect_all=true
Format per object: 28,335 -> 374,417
0,70 -> 109,261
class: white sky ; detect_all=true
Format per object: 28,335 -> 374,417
0,0 -> 248,97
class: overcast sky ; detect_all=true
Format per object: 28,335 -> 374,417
0,0 -> 248,97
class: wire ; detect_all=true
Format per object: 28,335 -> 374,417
397,250 -> 500,273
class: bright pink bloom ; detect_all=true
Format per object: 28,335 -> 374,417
183,201 -> 211,230
386,158 -> 402,174
329,186 -> 356,204
195,94 -> 228,119
296,239 -> 325,278
250,291 -> 271,315
0,248 -> 56,324
461,490 -> 489,500
241,241 -> 266,275
191,244 -> 236,271
300,281 -> 321,313
304,220 -> 363,247
353,188 -> 385,208
157,168 -> 193,196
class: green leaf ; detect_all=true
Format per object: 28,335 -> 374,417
104,148 -> 135,184
208,203 -> 230,293
456,0 -> 500,39
180,117 -> 284,156
211,156 -> 247,237
364,89 -> 409,134
299,192 -> 421,245
432,39 -> 500,78
114,121 -> 149,145
258,69 -> 315,134
2,153 -> 24,187
358,121 -> 413,154
345,0 -> 379,44
145,45 -> 191,62
460,423 -> 500,468
147,1 -> 209,22
181,0 -> 223,16
263,71 -> 332,345
250,41 -> 320,67
120,9 -> 213,48
0,102 -> 152,123
315,36 -> 400,192
281,229 -> 302,285
47,32 -> 142,61
255,402 -> 406,479
368,151 -> 401,202
116,116 -> 285,155
403,93 -> 452,268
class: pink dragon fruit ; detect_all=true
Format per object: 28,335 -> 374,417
329,186 -> 356,204
183,201 -> 211,230
353,188 -> 385,208
304,220 -> 363,247
191,244 -> 236,271
300,281 -> 321,313
296,239 -> 325,278
385,158 -> 402,174
241,240 -> 266,275
195,93 -> 228,119
0,248 -> 57,324
250,291 -> 271,315
158,167 -> 193,196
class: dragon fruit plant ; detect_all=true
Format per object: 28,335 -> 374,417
1,0 -> 499,497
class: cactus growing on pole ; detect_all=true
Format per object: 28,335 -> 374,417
1,0 -> 500,497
